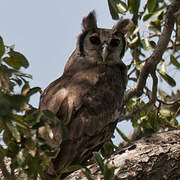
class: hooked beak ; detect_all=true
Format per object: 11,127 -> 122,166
102,44 -> 108,63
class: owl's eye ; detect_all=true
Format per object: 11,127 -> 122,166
89,36 -> 101,45
110,39 -> 120,47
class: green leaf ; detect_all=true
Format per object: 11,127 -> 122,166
108,0 -> 119,20
143,7 -> 164,21
82,167 -> 94,180
116,127 -> 130,143
17,149 -> 26,166
0,144 -> 6,156
128,0 -> 140,14
27,87 -> 42,97
149,40 -> 156,48
62,165 -> 82,174
147,0 -> 157,12
13,114 -> 28,129
8,94 -> 27,111
129,36 -> 140,48
16,72 -> 32,79
93,152 -> 104,174
141,38 -> 151,50
116,0 -> 128,14
4,50 -> 29,70
101,141 -> 116,158
158,69 -> 176,87
27,155 -> 41,174
148,20 -> 161,33
6,122 -> 21,142
103,161 -> 115,180
0,36 -> 5,58
0,94 -> 11,115
170,55 -> 180,68
7,140 -> 20,157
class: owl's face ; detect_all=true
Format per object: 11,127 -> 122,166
77,11 -> 132,65
82,28 -> 126,64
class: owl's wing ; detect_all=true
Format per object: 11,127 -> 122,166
39,62 -> 127,138
40,63 -> 127,175
40,69 -> 96,130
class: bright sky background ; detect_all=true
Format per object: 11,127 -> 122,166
0,0 -> 133,145
0,0 -> 179,145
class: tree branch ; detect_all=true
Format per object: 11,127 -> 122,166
119,71 -> 158,121
65,130 -> 180,180
123,0 -> 180,105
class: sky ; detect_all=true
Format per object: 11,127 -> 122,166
0,0 -> 179,145
0,0 -> 133,145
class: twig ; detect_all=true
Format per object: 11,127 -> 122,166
123,0 -> 180,106
120,71 -> 158,121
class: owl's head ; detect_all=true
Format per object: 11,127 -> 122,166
77,11 -> 132,64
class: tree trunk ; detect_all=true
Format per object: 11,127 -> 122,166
65,130 -> 180,180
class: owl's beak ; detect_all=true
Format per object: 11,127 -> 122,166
102,44 -> 108,63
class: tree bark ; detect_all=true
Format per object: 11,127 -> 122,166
65,130 -> 180,180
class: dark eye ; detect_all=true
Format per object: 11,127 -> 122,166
110,39 -> 120,47
89,36 -> 101,45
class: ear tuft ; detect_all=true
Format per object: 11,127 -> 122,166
82,11 -> 97,32
113,19 -> 134,34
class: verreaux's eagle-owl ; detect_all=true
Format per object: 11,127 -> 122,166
39,11 -> 131,177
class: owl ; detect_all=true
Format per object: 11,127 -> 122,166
39,11 -> 131,178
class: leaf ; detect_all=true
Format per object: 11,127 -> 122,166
116,0 -> 128,14
141,38 -> 151,50
0,36 -> 5,58
101,141 -> 116,158
27,87 -> 42,97
170,55 -> 180,68
6,122 -> 21,142
4,50 -> 29,70
108,0 -> 119,20
143,7 -> 164,21
62,165 -> 82,174
6,140 -> 20,157
128,0 -> 140,14
82,167 -> 94,180
27,155 -> 41,174
147,0 -> 157,12
158,69 -> 176,87
8,94 -> 27,111
13,114 -> 28,129
116,127 -> 130,143
17,149 -> 26,166
148,20 -> 161,33
149,40 -> 156,48
103,161 -> 116,180
129,36 -> 140,48
93,152 -> 104,174
0,144 -> 7,156
16,72 -> 32,79
21,81 -> 30,96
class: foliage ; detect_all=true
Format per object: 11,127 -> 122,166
108,0 -> 180,138
0,0 -> 179,179
0,40 -> 59,179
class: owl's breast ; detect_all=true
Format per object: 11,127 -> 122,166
66,64 -> 126,137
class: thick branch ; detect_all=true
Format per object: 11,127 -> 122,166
65,130 -> 180,180
124,0 -> 180,105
